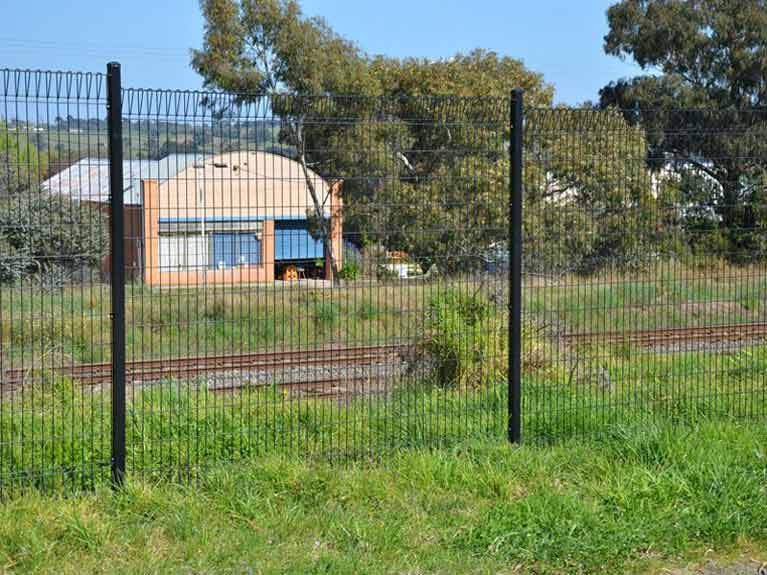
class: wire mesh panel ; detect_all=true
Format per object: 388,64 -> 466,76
523,107 -> 767,440
0,70 -> 112,489
120,91 -> 510,479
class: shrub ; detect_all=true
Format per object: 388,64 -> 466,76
357,301 -> 379,320
420,289 -> 506,389
0,236 -> 35,284
0,122 -> 48,196
0,190 -> 107,285
313,302 -> 339,328
338,261 -> 360,280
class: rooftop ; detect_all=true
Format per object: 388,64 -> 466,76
41,154 -> 204,205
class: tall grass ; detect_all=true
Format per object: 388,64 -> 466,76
0,279 -> 507,367
2,343 -> 767,492
0,421 -> 764,573
524,261 -> 767,332
0,374 -> 508,491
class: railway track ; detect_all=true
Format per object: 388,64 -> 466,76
0,344 -> 408,388
561,322 -> 767,347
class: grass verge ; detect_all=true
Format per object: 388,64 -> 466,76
0,421 -> 764,574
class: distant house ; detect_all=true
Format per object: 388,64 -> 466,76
41,152 -> 343,285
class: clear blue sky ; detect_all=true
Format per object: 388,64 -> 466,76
0,0 -> 643,105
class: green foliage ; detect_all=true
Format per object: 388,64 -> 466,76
523,107 -> 672,274
193,1 -> 669,275
312,301 -> 339,328
356,300 -> 379,321
601,0 -> 767,264
421,289 -> 506,389
0,122 -> 48,197
0,236 -> 34,284
192,1 -> 554,274
0,422 -> 765,573
338,260 -> 360,280
0,190 -> 107,285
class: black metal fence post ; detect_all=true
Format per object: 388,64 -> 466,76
509,89 -> 523,444
107,62 -> 127,486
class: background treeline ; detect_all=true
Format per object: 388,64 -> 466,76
5,0 -> 767,284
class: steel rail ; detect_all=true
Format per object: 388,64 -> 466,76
0,344 -> 408,387
561,322 -> 767,346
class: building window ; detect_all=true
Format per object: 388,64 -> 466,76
211,233 -> 262,269
158,233 -> 207,271
157,220 -> 263,271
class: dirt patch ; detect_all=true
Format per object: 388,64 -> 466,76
657,553 -> 767,575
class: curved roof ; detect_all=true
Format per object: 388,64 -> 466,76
157,151 -> 333,220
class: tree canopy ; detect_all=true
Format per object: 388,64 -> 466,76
192,0 -> 659,274
601,0 -> 767,262
0,122 -> 48,196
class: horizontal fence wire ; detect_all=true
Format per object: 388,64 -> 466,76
5,64 -> 766,491
0,68 -> 510,489
523,107 -> 767,440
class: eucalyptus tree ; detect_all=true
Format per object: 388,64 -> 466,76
601,0 -> 767,262
192,0 -> 656,275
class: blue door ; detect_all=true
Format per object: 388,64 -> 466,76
274,221 -> 324,261
211,233 -> 262,269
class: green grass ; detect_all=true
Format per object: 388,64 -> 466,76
2,266 -> 767,572
0,376 -> 507,490
0,278 -> 503,367
2,265 -> 767,486
519,262 -> 767,441
0,421 -> 764,574
524,340 -> 767,440
524,262 -> 767,333
6,261 -> 767,369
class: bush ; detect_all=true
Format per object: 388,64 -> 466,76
357,300 -> 379,320
523,202 -> 673,276
0,190 -> 108,285
0,122 -> 48,196
419,289 -> 506,389
0,236 -> 35,284
338,261 -> 360,280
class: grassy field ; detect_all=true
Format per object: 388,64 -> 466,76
2,265 -> 767,480
0,421 -> 764,574
4,261 -> 767,368
522,262 -> 767,440
1,266 -> 767,573
525,262 -> 767,333
0,278 -> 505,367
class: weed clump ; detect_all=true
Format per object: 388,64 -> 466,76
419,289 -> 506,389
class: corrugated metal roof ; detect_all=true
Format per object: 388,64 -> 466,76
41,154 -> 204,205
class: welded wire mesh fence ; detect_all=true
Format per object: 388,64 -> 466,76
0,69 -> 112,489
3,63 -> 767,490
523,107 -> 767,439
119,87 -> 510,481
0,67 -> 510,489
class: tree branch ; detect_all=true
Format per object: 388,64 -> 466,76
291,117 -> 340,281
